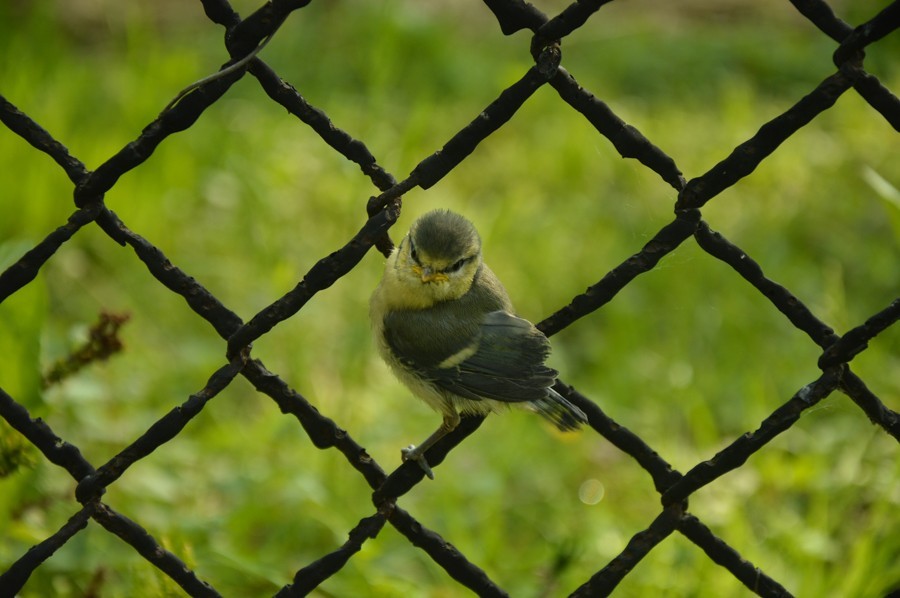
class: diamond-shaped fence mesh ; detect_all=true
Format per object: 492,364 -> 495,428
1,0 -> 898,596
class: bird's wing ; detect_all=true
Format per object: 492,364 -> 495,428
424,310 -> 559,403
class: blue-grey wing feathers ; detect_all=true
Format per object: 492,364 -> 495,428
386,309 -> 587,430
436,312 -> 554,401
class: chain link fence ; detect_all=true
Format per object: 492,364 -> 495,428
1,0 -> 899,596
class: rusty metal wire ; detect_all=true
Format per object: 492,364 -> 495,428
1,0 -> 898,596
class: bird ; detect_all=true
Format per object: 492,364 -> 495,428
370,209 -> 588,479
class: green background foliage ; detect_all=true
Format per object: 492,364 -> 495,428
1,0 -> 898,595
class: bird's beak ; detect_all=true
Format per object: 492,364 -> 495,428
412,265 -> 447,283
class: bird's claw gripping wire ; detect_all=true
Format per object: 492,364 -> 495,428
401,445 -> 434,480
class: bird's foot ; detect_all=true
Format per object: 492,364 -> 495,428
401,445 -> 434,480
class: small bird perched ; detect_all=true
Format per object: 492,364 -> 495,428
370,209 -> 587,479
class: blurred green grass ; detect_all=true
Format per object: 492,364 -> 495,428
1,0 -> 898,596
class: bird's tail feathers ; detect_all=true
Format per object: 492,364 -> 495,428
532,389 -> 588,431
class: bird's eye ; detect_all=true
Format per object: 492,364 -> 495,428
445,258 -> 467,273
409,245 -> 419,264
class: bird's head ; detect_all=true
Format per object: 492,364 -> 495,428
391,210 -> 483,305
